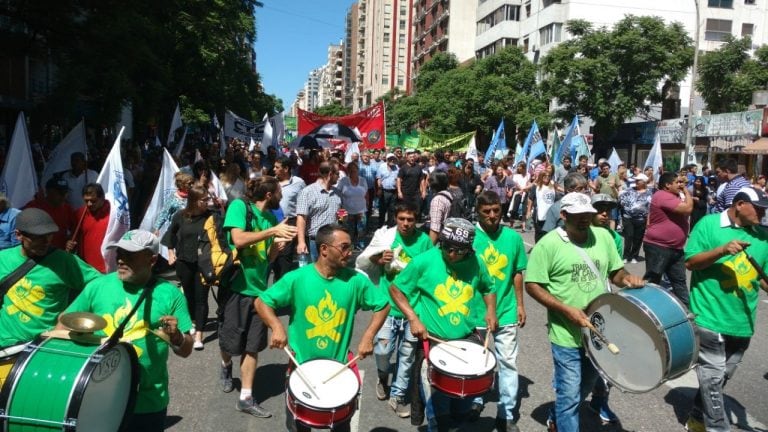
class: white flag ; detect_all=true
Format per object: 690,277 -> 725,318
465,134 -> 478,161
1,112 -> 38,209
644,131 -> 663,183
607,147 -> 622,174
97,127 -> 130,272
260,113 -> 273,153
155,135 -> 162,148
166,102 -> 182,147
139,148 -> 179,260
344,142 -> 360,163
249,137 -> 257,153
195,150 -> 227,203
273,111 -> 285,146
173,126 -> 188,158
41,120 -> 86,186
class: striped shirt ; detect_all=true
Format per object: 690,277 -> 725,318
715,175 -> 750,213
296,180 -> 342,237
359,161 -> 379,190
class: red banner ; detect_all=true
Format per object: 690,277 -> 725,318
297,101 -> 386,150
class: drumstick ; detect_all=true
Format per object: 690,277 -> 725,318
483,330 -> 492,368
149,329 -> 171,345
322,354 -> 361,384
746,253 -> 768,287
584,322 -> 620,355
283,347 -> 321,399
426,334 -> 467,351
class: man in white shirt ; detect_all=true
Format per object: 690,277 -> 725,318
63,152 -> 99,209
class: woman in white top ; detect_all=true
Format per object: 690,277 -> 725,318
509,162 -> 531,230
526,170 -> 557,242
337,161 -> 368,249
220,163 -> 245,202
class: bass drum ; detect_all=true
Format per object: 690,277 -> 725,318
583,284 -> 698,393
0,337 -> 138,431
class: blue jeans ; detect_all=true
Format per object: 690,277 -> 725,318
690,326 -> 750,432
474,325 -> 520,421
309,239 -> 318,262
550,343 -> 600,432
374,316 -> 417,399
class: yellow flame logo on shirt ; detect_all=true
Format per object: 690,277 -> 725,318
6,278 -> 45,322
722,253 -> 757,294
480,243 -> 508,281
242,240 -> 268,261
435,275 -> 474,325
398,248 -> 412,264
102,298 -> 148,357
305,290 -> 347,349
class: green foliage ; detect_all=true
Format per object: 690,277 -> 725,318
3,0 -> 277,135
697,37 -> 768,113
541,15 -> 693,145
313,102 -> 352,117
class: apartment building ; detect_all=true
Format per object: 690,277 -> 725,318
344,4 -> 361,109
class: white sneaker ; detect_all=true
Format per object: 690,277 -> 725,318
631,259 -> 638,264
623,259 -> 627,263
193,340 -> 204,350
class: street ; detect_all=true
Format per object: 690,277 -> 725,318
164,229 -> 768,432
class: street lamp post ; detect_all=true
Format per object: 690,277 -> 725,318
684,0 -> 700,168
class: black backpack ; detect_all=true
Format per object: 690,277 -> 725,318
438,189 -> 470,220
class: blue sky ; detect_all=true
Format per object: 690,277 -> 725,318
255,1 -> 355,110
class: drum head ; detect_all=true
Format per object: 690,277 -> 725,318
429,340 -> 496,376
584,294 -> 666,393
289,359 -> 359,409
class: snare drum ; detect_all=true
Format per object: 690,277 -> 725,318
428,340 -> 496,398
583,284 -> 698,393
286,359 -> 359,428
0,337 -> 139,432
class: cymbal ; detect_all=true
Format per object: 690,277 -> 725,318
59,312 -> 107,333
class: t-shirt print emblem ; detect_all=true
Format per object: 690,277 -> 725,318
435,276 -> 473,325
305,290 -> 347,349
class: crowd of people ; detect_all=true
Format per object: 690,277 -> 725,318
0,131 -> 766,432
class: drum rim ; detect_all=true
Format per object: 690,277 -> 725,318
286,391 -> 357,427
428,341 -> 497,375
0,338 -> 40,422
65,340 -> 140,431
427,359 -> 497,379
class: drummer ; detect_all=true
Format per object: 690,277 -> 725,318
62,230 -> 193,432
255,223 -> 390,432
525,193 -> 644,432
0,208 -> 101,350
683,187 -> 768,432
388,217 -> 498,432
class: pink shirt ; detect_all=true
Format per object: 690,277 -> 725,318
643,189 -> 689,250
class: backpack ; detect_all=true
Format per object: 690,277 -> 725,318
198,200 -> 255,293
438,189 -> 471,220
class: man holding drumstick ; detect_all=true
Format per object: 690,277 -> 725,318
388,217 -> 498,432
525,193 -> 644,432
255,223 -> 390,432
684,187 -> 768,432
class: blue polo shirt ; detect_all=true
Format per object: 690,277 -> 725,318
0,207 -> 20,250
377,163 -> 399,190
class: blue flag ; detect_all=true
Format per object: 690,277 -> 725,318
485,119 -> 505,161
554,115 -> 578,166
515,120 -> 541,166
528,137 -> 547,166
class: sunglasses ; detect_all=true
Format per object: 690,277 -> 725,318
445,246 -> 471,256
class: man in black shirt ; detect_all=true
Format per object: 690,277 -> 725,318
397,149 -> 426,219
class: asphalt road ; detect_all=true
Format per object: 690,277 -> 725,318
164,228 -> 768,432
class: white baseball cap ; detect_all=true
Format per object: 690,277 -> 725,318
560,193 -> 597,214
108,230 -> 160,254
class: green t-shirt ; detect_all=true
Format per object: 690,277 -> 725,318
0,247 -> 101,347
525,227 -> 623,347
393,248 -> 496,340
472,225 -> 527,327
224,199 -> 277,297
595,174 -> 619,198
685,212 -> 768,337
379,230 -> 433,318
259,264 -> 388,364
598,226 -> 623,256
66,273 -> 193,413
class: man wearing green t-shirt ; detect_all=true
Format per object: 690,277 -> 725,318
684,187 -> 768,432
255,224 -> 390,432
471,191 -> 527,432
64,230 -> 193,432
0,208 -> 101,349
390,218 -> 498,432
356,202 -> 433,417
218,176 -> 297,418
525,193 -> 644,432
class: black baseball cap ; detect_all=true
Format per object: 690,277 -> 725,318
16,208 -> 59,235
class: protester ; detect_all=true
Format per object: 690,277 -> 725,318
397,149 -> 426,218
24,178 -> 76,250
220,163 -> 246,202
618,173 -> 652,263
0,208 -> 101,348
62,229 -> 193,432
62,152 -> 99,209
691,176 -> 709,228
508,162 -> 530,230
337,161 -> 368,250
459,162 -> 483,213
356,202 -> 432,417
359,151 -> 379,226
483,162 -> 516,221
153,172 -> 194,233
256,224 -> 390,432
526,171 -> 557,242
684,187 -> 768,432
427,170 -> 452,244
271,156 -> 306,280
0,193 -> 20,250
296,161 -> 342,262
540,173 -> 589,236
67,183 -> 110,272
377,154 -> 399,228
713,158 -> 750,213
591,162 -> 620,229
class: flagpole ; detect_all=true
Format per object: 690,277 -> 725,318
82,117 -> 88,184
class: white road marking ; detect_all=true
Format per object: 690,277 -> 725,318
664,370 -> 767,430
350,370 -> 364,432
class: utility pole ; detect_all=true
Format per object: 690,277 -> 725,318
683,0 -> 700,167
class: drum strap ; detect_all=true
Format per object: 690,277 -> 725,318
0,257 -> 38,306
557,228 -> 612,293
106,278 -> 155,347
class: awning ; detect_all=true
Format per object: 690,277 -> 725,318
743,137 -> 768,154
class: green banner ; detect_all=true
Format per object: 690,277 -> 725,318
386,130 -> 420,148
418,130 -> 476,151
284,116 -> 297,132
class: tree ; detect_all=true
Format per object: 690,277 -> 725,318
313,102 -> 351,117
697,37 -> 768,113
541,16 -> 693,148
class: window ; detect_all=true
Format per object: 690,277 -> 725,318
708,0 -> 733,7
384,32 -> 390,42
400,19 -> 406,29
742,23 -> 755,37
539,23 -> 563,45
476,4 -> 521,35
745,0 -> 756,4
399,34 -> 406,44
382,75 -> 389,85
524,1 -> 531,17
543,0 -> 562,6
705,19 -> 732,41
523,37 -> 529,53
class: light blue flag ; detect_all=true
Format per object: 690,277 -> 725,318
528,137 -> 547,166
515,120 -> 540,166
607,148 -> 622,173
485,119 -> 505,161
554,115 -> 578,166
573,135 -> 590,161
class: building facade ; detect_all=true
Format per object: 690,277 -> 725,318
344,3 -> 361,109
412,0 -> 479,81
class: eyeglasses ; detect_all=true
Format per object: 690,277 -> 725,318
325,243 -> 353,254
445,246 -> 470,256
